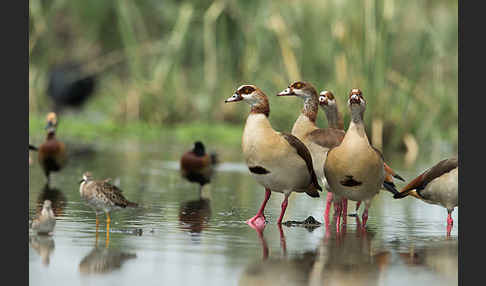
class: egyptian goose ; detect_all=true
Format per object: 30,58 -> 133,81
225,84 -> 322,228
318,90 -> 344,130
31,200 -> 56,235
180,141 -> 218,193
277,82 -> 344,222
316,90 -> 347,220
318,90 -> 404,221
79,172 -> 138,236
38,112 -> 67,183
394,158 -> 458,233
324,88 -> 397,227
319,90 -> 405,212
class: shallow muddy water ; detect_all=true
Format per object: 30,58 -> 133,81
29,140 -> 458,286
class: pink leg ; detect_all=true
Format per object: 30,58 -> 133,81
253,223 -> 268,260
356,201 -> 361,212
324,192 -> 333,225
247,188 -> 271,228
277,223 -> 287,256
277,193 -> 290,225
446,224 -> 453,237
334,201 -> 343,232
362,207 -> 369,227
447,210 -> 453,226
342,199 -> 348,225
446,210 -> 453,236
355,215 -> 362,229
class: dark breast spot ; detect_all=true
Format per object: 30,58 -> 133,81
249,166 -> 270,175
340,175 -> 362,187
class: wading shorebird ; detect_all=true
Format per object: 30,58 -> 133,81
225,84 -> 321,229
31,200 -> 56,235
394,158 -> 458,235
324,88 -> 399,228
180,141 -> 218,194
38,112 -> 67,183
79,172 -> 138,236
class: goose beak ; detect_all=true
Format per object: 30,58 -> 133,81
277,87 -> 295,96
349,94 -> 361,105
319,96 -> 328,105
225,93 -> 242,103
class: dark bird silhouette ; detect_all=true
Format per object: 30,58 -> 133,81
47,62 -> 96,112
180,141 -> 218,193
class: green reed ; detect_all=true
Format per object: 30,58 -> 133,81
29,0 -> 458,154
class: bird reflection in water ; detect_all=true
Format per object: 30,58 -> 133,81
79,237 -> 137,275
397,239 -> 458,283
238,224 -> 318,286
29,185 -> 67,266
29,235 -> 55,266
178,198 -> 211,241
310,216 -> 391,286
36,184 -> 67,218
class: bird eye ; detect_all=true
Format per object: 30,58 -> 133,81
244,86 -> 255,94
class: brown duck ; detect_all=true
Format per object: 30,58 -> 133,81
37,112 -> 67,183
180,141 -> 218,193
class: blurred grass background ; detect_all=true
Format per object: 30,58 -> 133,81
29,0 -> 457,160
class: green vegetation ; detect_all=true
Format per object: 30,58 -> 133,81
29,113 -> 243,147
29,0 -> 458,153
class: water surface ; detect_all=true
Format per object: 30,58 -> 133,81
29,139 -> 458,286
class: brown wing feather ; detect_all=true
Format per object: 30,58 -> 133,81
307,128 -> 345,149
38,139 -> 67,170
97,180 -> 138,208
371,146 -> 385,161
281,133 -> 322,194
180,152 -> 210,173
394,158 -> 458,199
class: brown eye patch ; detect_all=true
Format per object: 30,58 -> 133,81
326,92 -> 335,100
236,85 -> 256,95
291,82 -> 304,89
244,86 -> 255,94
350,88 -> 362,96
